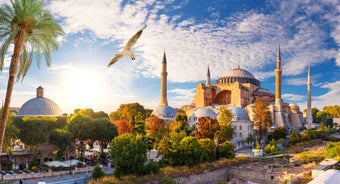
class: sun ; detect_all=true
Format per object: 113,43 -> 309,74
62,67 -> 106,108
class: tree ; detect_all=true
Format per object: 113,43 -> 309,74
323,105 -> 340,118
0,0 -> 64,152
110,133 -> 147,177
253,98 -> 271,144
179,136 -> 204,166
145,114 -> 165,137
157,131 -> 186,166
216,106 -> 234,143
217,106 -> 233,126
92,165 -> 105,180
49,128 -> 72,159
272,126 -> 288,140
114,120 -> 133,135
109,103 -> 147,122
1,108 -> 19,149
195,116 -> 220,140
70,108 -> 108,121
89,118 -> 117,152
68,115 -> 93,157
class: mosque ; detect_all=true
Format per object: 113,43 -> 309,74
151,45 -> 306,147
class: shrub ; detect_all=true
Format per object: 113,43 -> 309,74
179,136 -> 204,166
199,138 -> 217,162
142,160 -> 160,175
160,175 -> 176,184
325,141 -> 340,160
110,133 -> 147,178
157,131 -> 186,166
220,141 -> 235,159
92,165 -> 105,180
289,132 -> 302,145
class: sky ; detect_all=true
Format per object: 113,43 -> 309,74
0,0 -> 339,114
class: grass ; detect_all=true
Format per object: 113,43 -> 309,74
88,155 -> 252,184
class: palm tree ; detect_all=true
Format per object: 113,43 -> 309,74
0,0 -> 64,152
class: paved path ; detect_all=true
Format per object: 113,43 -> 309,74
8,167 -> 113,184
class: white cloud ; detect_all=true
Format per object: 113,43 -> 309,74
313,81 -> 340,109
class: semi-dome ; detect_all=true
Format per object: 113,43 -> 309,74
17,86 -> 62,116
227,106 -> 250,121
216,65 -> 260,86
151,105 -> 177,120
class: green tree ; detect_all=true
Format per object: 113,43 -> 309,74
220,141 -> 235,159
316,111 -> 333,127
0,0 -> 64,152
157,131 -> 186,166
68,115 -> 93,157
272,126 -> 288,140
179,136 -> 204,166
89,118 -> 118,152
199,138 -> 216,162
110,133 -> 147,177
92,165 -> 105,180
70,108 -> 108,121
109,103 -> 147,122
49,128 -> 72,154
217,106 -> 233,126
289,132 -> 302,145
14,117 -> 54,146
253,98 -> 271,143
323,105 -> 340,118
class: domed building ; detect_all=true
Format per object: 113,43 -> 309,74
226,105 -> 253,148
17,86 -> 62,116
152,105 -> 177,120
192,45 -> 304,134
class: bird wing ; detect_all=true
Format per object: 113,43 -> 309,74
108,52 -> 124,67
123,25 -> 147,50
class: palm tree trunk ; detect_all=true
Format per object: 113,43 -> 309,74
0,31 -> 26,153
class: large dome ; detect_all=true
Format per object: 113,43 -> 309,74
151,105 -> 177,120
17,86 -> 62,116
216,65 -> 260,86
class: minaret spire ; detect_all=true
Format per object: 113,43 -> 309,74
306,64 -> 313,124
275,43 -> 282,106
206,65 -> 211,87
159,51 -> 168,106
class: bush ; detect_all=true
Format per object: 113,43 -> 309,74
179,136 -> 204,166
325,141 -> 340,160
142,160 -> 160,175
289,132 -> 302,145
92,165 -> 105,180
220,141 -> 235,159
157,131 -> 186,166
199,138 -> 217,162
110,133 -> 147,177
160,175 -> 176,184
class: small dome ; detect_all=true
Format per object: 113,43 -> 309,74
152,106 -> 177,120
227,106 -> 250,121
188,108 -> 217,127
17,86 -> 62,116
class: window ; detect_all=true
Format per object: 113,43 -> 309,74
239,132 -> 242,138
239,126 -> 242,130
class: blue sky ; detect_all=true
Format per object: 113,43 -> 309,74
0,0 -> 339,114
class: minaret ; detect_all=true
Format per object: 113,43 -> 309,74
159,51 -> 168,106
275,44 -> 282,106
206,65 -> 211,87
306,64 -> 313,124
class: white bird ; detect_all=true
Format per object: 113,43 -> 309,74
108,25 -> 147,67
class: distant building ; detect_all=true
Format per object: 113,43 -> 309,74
188,44 -> 304,141
17,86 -> 62,116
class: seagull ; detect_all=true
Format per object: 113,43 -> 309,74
108,25 -> 147,67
